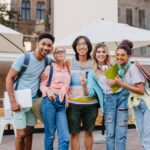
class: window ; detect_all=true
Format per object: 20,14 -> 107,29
126,8 -> 133,26
133,47 -> 149,56
118,8 -> 121,18
21,0 -> 30,20
36,2 -> 45,20
139,9 -> 145,29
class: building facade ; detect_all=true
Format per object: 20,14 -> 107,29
118,0 -> 150,56
10,0 -> 52,49
11,0 -> 52,33
118,0 -> 150,29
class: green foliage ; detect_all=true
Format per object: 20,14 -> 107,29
0,2 -> 19,27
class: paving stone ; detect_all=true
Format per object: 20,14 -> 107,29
0,129 -> 141,150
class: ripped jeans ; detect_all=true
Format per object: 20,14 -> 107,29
104,89 -> 129,150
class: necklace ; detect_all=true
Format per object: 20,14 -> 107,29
78,60 -> 91,80
78,60 -> 90,70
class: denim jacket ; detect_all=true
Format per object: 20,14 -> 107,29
84,71 -> 104,112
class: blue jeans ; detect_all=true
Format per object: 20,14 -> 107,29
134,99 -> 150,150
104,89 -> 129,150
41,96 -> 69,150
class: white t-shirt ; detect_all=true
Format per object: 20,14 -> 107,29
98,75 -> 112,94
124,63 -> 145,86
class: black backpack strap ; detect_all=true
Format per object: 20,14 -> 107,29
19,52 -> 30,74
44,56 -> 53,67
44,56 -> 49,67
14,52 -> 30,90
47,64 -> 53,87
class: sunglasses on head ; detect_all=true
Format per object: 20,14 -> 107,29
115,53 -> 126,59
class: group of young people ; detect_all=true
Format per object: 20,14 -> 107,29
6,33 -> 150,150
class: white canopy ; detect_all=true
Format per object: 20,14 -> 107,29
55,20 -> 150,51
0,24 -> 24,53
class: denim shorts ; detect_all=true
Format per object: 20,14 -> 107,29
67,103 -> 98,133
13,108 -> 37,129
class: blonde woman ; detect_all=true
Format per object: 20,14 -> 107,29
40,47 -> 70,150
81,43 -> 112,113
81,43 -> 129,150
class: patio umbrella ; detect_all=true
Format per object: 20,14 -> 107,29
0,24 -> 24,53
55,20 -> 150,52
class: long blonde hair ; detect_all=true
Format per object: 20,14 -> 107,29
91,43 -> 112,77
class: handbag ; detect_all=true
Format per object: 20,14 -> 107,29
32,97 -> 43,122
128,61 -> 150,110
32,64 -> 53,122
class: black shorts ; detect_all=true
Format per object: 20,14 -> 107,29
66,103 -> 98,134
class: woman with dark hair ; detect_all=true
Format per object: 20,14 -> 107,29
66,35 -> 99,150
114,40 -> 150,150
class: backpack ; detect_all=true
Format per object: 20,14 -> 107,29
14,52 -> 49,97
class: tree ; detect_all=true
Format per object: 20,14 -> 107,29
0,2 -> 19,27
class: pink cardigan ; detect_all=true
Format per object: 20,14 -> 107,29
40,63 -> 70,103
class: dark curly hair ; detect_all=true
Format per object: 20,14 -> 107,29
72,35 -> 92,60
38,33 -> 55,43
117,40 -> 133,55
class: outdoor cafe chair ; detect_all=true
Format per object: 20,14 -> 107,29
0,98 -> 16,144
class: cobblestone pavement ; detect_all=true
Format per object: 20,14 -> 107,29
0,129 -> 141,150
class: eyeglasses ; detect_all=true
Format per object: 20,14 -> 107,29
76,42 -> 87,47
115,53 -> 126,59
54,50 -> 65,55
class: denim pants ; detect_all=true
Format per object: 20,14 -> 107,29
41,96 -> 69,150
134,99 -> 150,150
104,89 -> 129,150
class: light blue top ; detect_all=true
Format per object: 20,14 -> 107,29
12,52 -> 49,101
85,71 -> 104,112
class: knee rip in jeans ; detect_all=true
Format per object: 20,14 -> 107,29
119,120 -> 128,126
106,118 -> 113,123
118,108 -> 128,112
